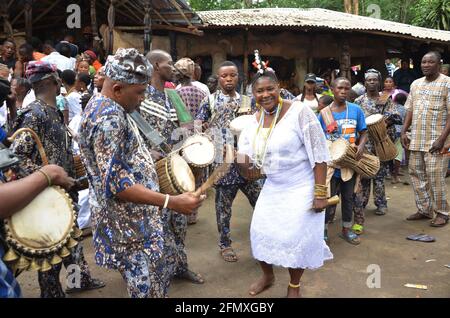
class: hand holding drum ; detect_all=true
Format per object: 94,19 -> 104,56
40,164 -> 75,190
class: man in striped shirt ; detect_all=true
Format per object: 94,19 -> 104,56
402,51 -> 450,227
140,49 -> 204,286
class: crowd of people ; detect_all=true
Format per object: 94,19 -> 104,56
0,33 -> 449,299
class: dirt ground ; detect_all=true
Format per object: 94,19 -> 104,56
18,172 -> 450,298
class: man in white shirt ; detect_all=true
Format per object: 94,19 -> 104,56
41,43 -> 75,72
61,70 -> 81,122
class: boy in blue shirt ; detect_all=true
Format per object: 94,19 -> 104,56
318,77 -> 368,245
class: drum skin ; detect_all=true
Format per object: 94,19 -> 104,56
182,135 -> 216,168
4,186 -> 75,255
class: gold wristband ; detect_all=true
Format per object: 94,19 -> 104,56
38,169 -> 52,187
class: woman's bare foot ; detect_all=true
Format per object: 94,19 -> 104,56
249,275 -> 275,296
287,285 -> 301,298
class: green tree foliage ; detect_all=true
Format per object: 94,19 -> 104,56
188,0 -> 450,30
412,0 -> 450,30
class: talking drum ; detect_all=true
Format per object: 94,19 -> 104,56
156,154 -> 195,195
330,138 -> 380,179
73,154 -> 89,190
365,114 -> 398,162
2,186 -> 82,273
181,134 -> 216,168
230,115 -> 255,138
236,153 -> 265,181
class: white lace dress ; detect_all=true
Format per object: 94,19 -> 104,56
238,101 -> 333,269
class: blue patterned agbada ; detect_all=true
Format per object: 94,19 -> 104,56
79,94 -> 164,271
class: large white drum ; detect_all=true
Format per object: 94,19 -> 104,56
230,115 -> 255,137
4,186 -> 76,254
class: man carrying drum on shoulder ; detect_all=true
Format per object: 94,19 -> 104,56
318,77 -> 368,245
353,69 -> 402,234
139,49 -> 205,287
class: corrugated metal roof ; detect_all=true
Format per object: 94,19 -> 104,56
197,8 -> 450,42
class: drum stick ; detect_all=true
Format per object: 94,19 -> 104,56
193,144 -> 234,197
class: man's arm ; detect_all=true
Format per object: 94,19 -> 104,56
93,113 -> 203,215
355,130 -> 368,160
0,165 -> 74,219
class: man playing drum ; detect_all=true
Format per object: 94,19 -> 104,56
140,49 -> 205,286
11,61 -> 104,297
353,69 -> 402,233
318,77 -> 368,245
196,61 -> 262,262
79,48 -> 203,298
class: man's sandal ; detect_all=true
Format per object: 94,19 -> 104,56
406,212 -> 432,221
430,214 -> 449,227
220,247 -> 238,262
339,230 -> 361,245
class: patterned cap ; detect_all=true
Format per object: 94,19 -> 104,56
25,60 -> 58,84
104,48 -> 152,85
174,57 -> 194,78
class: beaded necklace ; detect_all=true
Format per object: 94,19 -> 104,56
253,97 -> 283,168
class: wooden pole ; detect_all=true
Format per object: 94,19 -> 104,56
243,29 -> 249,95
24,0 -> 33,42
0,0 -> 13,39
107,0 -> 115,55
144,0 -> 152,55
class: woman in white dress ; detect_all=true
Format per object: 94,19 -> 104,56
238,68 -> 333,298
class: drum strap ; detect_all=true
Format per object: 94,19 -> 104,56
129,111 -> 171,155
320,106 -> 338,134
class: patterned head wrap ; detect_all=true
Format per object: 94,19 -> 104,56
25,60 -> 58,84
104,48 -> 153,85
174,57 -> 195,78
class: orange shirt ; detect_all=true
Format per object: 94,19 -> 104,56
33,51 -> 47,61
93,60 -> 102,71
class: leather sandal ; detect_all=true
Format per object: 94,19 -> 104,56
430,214 -> 449,227
220,247 -> 238,262
406,212 -> 432,221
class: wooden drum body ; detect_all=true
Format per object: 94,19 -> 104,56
73,154 -> 88,190
236,153 -> 265,181
365,114 -> 398,162
156,154 -> 195,195
330,138 -> 380,179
